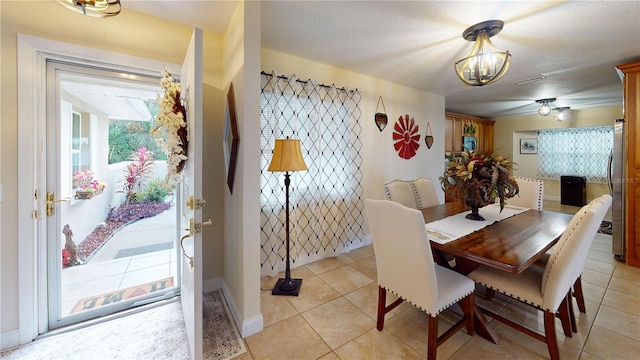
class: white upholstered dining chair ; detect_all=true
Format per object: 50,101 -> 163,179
535,194 -> 613,317
364,199 -> 475,360
411,177 -> 440,209
467,196 -> 610,360
507,176 -> 544,210
383,177 -> 439,209
383,179 -> 418,208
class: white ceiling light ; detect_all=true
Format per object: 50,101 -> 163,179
56,0 -> 121,18
536,98 -> 556,116
454,20 -> 512,87
555,107 -> 571,122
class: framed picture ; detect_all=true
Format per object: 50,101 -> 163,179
520,138 -> 538,154
223,83 -> 240,193
463,136 -> 477,151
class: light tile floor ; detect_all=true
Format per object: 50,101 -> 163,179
246,232 -> 640,360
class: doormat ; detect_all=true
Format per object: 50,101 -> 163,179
203,290 -> 247,360
70,277 -> 174,314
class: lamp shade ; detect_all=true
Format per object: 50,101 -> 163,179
268,139 -> 308,172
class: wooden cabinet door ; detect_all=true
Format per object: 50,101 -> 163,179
445,116 -> 453,152
475,121 -> 485,153
453,117 -> 463,152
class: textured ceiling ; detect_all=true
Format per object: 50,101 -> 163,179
124,0 -> 640,119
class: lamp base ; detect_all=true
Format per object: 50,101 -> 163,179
271,278 -> 303,296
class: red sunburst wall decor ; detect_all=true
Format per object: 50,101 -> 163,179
392,114 -> 421,159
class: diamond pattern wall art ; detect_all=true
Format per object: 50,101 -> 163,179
393,114 -> 420,159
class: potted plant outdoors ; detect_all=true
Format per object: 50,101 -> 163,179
440,150 -> 519,221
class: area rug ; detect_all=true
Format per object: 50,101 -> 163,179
598,220 -> 613,235
203,290 -> 247,360
70,277 -> 174,314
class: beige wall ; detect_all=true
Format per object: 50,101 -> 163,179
222,1 -> 263,337
494,106 -> 623,201
1,1 -> 225,339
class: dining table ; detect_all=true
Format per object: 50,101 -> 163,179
420,201 -> 574,344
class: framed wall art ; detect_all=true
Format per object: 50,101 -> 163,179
463,136 -> 477,152
520,138 -> 538,154
223,83 -> 240,193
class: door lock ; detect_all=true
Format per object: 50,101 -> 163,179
186,196 -> 206,210
46,191 -> 70,217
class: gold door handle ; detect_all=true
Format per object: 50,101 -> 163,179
180,233 -> 194,268
180,218 -> 195,268
202,219 -> 212,227
46,191 -> 70,217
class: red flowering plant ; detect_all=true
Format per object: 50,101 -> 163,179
440,150 -> 519,212
121,147 -> 155,205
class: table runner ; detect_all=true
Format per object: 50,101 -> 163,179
425,204 -> 529,244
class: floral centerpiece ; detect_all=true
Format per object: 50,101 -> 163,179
440,151 -> 519,221
151,67 -> 188,185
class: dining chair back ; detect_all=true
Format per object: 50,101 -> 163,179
364,199 -> 475,360
383,179 -> 418,209
508,176 -> 544,210
467,196 -> 609,360
411,177 -> 440,209
383,177 -> 440,209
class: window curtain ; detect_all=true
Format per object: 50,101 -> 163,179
260,71 -> 365,276
537,126 -> 613,183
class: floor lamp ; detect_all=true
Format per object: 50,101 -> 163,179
268,138 -> 308,296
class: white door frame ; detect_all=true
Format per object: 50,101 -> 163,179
16,34 -> 179,344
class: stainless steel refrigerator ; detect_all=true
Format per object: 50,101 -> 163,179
608,118 -> 625,261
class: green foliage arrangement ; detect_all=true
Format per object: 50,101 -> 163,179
135,178 -> 172,203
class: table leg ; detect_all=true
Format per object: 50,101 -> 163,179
473,303 -> 501,344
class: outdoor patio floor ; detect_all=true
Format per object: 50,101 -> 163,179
61,205 -> 178,315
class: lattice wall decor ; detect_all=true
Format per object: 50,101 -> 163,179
537,126 -> 613,183
259,71 -> 365,276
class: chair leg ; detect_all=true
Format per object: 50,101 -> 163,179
377,286 -> 404,332
427,315 -> 438,360
485,287 -> 495,300
557,293 -> 573,338
544,311 -> 560,360
377,286 -> 387,331
573,276 -> 586,313
568,291 -> 577,333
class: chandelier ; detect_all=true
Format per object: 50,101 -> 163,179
454,20 -> 511,86
56,0 -> 121,18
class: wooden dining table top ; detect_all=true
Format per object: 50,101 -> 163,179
420,201 -> 574,274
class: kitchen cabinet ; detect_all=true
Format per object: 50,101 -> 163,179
444,112 -> 495,154
617,61 -> 640,268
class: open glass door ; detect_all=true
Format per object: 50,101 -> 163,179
45,61 -> 180,330
178,28 -> 205,359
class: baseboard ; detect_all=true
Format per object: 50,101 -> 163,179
220,281 -> 263,339
544,195 -> 560,202
1,329 -> 20,351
